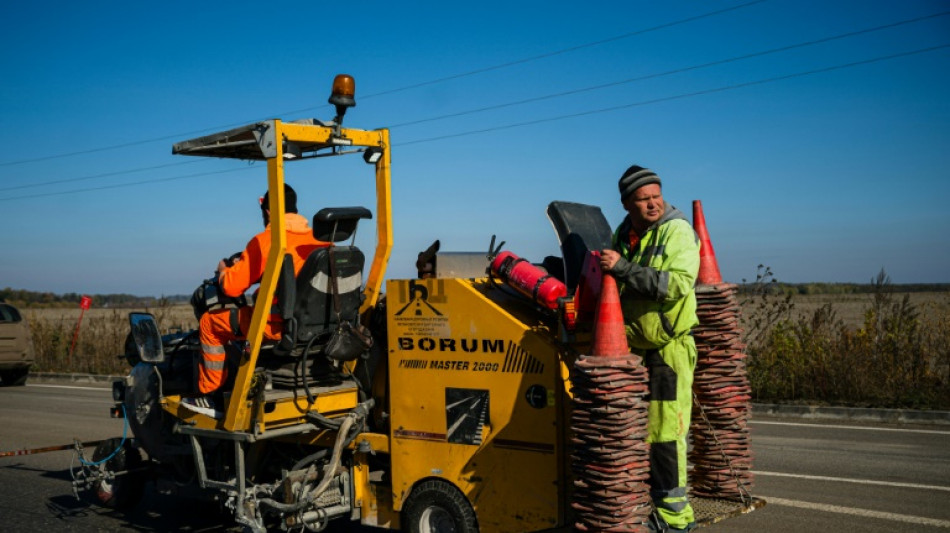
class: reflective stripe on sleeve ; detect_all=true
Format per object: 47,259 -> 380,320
657,270 -> 670,300
202,359 -> 226,371
201,343 -> 226,355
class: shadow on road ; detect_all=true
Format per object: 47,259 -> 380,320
46,493 -> 94,520
52,481 -> 237,532
10,463 -> 379,532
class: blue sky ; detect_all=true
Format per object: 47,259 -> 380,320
1,1 -> 948,296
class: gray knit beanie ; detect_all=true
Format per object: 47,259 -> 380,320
618,165 -> 661,201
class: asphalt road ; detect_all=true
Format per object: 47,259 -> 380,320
705,419 -> 950,532
1,383 -> 948,532
0,383 -> 234,532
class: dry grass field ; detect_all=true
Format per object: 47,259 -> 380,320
21,290 -> 950,409
25,303 -> 196,375
27,304 -> 196,330
28,291 -> 947,340
787,291 -> 950,329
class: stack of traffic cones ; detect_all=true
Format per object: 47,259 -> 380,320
689,200 -> 755,500
570,273 -> 653,532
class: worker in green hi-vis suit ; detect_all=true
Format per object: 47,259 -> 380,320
600,165 -> 700,532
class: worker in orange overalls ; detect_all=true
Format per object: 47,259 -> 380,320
183,184 -> 328,418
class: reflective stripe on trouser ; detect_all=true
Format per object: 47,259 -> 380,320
197,306 -> 282,394
645,335 -> 697,528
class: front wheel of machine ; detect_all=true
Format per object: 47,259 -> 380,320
91,438 -> 146,510
402,480 -> 478,533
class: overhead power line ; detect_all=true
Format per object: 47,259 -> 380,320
2,43 -> 946,202
4,7 -> 943,192
0,1 -> 767,169
0,166 -> 256,202
0,159 -> 203,193
397,44 -> 950,146
359,0 -> 769,100
388,10 -> 950,129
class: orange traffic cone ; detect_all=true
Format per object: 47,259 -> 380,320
590,273 -> 630,357
693,200 -> 723,285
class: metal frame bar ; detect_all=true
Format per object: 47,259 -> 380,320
172,119 -> 392,433
178,420 -> 323,443
188,434 -> 246,494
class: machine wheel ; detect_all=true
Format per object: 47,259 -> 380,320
403,479 -> 478,533
0,367 -> 29,386
91,438 -> 146,509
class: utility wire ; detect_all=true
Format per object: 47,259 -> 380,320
2,43 -> 946,202
388,10 -> 950,129
0,165 -> 256,202
5,8 -> 942,192
358,0 -> 769,100
0,1 -> 767,169
0,159 -> 203,193
397,44 -> 950,146
0,125 -> 255,169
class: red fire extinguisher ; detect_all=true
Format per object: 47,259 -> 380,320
490,251 -> 567,310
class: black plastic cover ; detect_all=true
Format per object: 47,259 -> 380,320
546,201 -> 613,292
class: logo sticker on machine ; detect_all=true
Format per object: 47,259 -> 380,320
446,388 -> 489,446
395,340 -> 541,375
396,357 -> 501,372
392,279 -> 451,338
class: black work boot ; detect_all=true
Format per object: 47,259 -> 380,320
647,512 -> 696,532
646,512 -> 669,532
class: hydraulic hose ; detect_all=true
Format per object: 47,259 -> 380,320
256,399 -> 375,515
256,415 -> 354,514
78,404 -> 128,466
291,449 -> 329,473
303,415 -> 355,503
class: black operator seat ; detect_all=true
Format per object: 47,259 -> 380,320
273,206 -> 372,358
546,201 -> 613,294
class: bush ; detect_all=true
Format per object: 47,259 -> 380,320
746,269 -> 950,409
739,264 -> 795,349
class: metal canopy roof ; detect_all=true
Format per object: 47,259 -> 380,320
172,119 -> 343,161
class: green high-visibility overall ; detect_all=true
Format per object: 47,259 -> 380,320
610,205 -> 700,529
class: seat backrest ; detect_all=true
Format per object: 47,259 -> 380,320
278,206 -> 373,353
292,246 -> 365,346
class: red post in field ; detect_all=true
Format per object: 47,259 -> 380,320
68,295 -> 92,364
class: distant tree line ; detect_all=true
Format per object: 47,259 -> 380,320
736,282 -> 950,296
4,279 -> 947,310
0,288 -> 189,309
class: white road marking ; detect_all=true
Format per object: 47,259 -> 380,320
755,470 -> 950,492
762,496 -> 950,528
27,384 -> 110,391
751,420 -> 950,435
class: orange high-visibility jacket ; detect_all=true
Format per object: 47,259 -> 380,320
219,213 -> 329,303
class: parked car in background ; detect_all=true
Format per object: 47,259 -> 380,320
0,302 -> 34,386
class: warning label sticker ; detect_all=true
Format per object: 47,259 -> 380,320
392,280 -> 451,337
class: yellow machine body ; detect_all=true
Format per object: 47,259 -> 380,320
162,109 -> 585,531
385,278 -> 573,531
